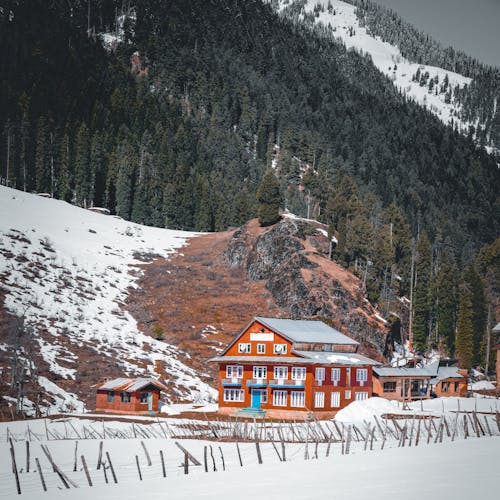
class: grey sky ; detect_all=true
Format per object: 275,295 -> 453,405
372,0 -> 500,68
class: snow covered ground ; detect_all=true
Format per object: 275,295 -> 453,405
277,1 -> 478,139
0,187 -> 216,412
0,407 -> 498,500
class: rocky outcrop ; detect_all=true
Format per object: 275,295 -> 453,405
224,218 -> 386,355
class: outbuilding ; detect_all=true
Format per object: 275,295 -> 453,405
95,377 -> 166,415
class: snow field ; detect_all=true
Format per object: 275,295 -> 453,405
0,412 -> 498,500
0,186 -> 217,411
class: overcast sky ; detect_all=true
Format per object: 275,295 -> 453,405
372,0 -> 500,68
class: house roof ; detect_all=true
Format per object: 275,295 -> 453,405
210,351 -> 378,366
492,322 -> 500,333
430,366 -> 466,385
254,317 -> 359,345
98,377 -> 167,392
373,366 -> 434,378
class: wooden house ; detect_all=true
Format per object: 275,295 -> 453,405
95,378 -> 166,415
372,361 -> 467,401
372,366 -> 431,401
210,317 -> 379,419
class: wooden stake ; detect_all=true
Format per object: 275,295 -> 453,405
255,441 -> 263,464
81,455 -> 92,487
35,457 -> 47,492
236,442 -> 243,467
183,451 -> 189,475
96,441 -> 103,469
203,446 -> 208,472
73,441 -> 78,472
26,440 -> 30,473
218,447 -> 225,471
9,438 -> 21,495
135,455 -> 142,481
106,452 -> 117,483
210,445 -> 217,471
160,450 -> 166,477
141,440 -> 152,466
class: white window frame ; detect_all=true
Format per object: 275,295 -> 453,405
345,390 -> 351,399
253,366 -> 267,380
356,368 -> 368,386
257,343 -> 266,354
331,368 -> 341,386
291,367 -> 307,381
355,391 -> 369,401
314,391 -> 325,408
273,343 -> 288,355
273,366 -> 288,380
290,391 -> 305,407
226,365 -> 243,379
223,389 -> 244,402
273,390 -> 288,407
238,343 -> 251,353
331,391 -> 341,408
315,367 -> 325,382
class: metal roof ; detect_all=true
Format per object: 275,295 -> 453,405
430,366 -> 465,384
255,317 -> 359,345
294,351 -> 379,366
98,377 -> 167,392
210,350 -> 378,366
373,366 -> 434,378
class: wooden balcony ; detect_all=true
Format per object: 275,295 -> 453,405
269,379 -> 306,389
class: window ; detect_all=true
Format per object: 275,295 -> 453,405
107,391 -> 114,403
442,382 -> 450,393
291,367 -> 307,381
454,382 -> 459,392
139,392 -> 149,404
274,366 -> 288,380
257,343 -> 266,354
291,391 -> 305,407
356,369 -> 368,384
224,389 -> 244,402
315,367 -> 325,382
238,343 -> 251,353
120,392 -> 131,403
345,390 -> 351,399
355,391 -> 369,401
331,391 -> 341,408
252,389 -> 268,403
274,344 -> 287,355
273,390 -> 288,407
346,368 -> 351,386
226,365 -> 243,379
253,366 -> 267,379
331,368 -> 341,384
383,381 -> 396,393
315,392 -> 325,408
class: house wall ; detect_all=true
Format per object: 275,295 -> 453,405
496,349 -> 500,387
96,389 -> 160,414
434,378 -> 467,397
218,362 -> 373,417
372,376 -> 431,401
224,319 -> 298,358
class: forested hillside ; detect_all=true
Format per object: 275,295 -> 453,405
345,0 -> 500,151
0,0 -> 498,365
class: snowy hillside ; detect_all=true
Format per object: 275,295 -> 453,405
277,1 -> 476,138
0,187 -> 216,412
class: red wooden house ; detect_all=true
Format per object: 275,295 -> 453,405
210,317 -> 379,419
95,378 -> 166,415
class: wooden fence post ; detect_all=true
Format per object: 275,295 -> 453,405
9,438 -> 21,495
218,447 -> 225,471
160,450 -> 166,477
106,452 -> 117,483
135,455 -> 142,481
81,455 -> 92,487
96,441 -> 103,470
255,441 -> 263,465
35,457 -> 47,492
26,440 -> 30,473
236,442 -> 243,467
183,451 -> 189,475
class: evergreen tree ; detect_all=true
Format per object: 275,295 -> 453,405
74,123 -> 92,207
412,231 -> 432,352
455,280 -> 474,370
435,255 -> 457,354
115,140 -> 136,220
465,266 -> 487,366
256,169 -> 281,227
57,129 -> 71,201
35,117 -> 51,194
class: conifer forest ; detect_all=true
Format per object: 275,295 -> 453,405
0,0 -> 499,368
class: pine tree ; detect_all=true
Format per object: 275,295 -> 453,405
74,123 -> 92,207
115,139 -> 136,220
256,169 -> 281,227
57,129 -> 71,201
412,231 -> 432,352
455,280 -> 474,370
35,117 -> 51,194
435,255 -> 457,354
465,266 -> 487,366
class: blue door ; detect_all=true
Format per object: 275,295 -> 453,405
251,390 -> 261,409
147,392 -> 153,413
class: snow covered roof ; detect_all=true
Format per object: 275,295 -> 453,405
98,378 -> 167,392
430,366 -> 466,385
373,366 -> 433,378
294,351 -> 379,366
255,317 -> 359,345
210,351 -> 377,366
492,322 -> 500,333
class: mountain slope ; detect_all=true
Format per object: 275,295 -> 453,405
0,187 -> 216,414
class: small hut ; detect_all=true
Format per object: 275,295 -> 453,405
96,378 -> 166,415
